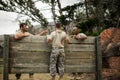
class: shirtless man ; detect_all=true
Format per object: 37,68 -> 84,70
72,27 -> 87,40
14,23 -> 48,79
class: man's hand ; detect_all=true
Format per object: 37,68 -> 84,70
40,30 -> 48,36
74,34 -> 87,40
66,35 -> 70,43
46,35 -> 52,43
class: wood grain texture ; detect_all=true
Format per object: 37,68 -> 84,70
0,35 -> 98,73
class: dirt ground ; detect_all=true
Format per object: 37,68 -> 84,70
0,73 -> 95,80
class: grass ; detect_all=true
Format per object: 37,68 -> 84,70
0,73 -> 95,80
0,73 -> 69,80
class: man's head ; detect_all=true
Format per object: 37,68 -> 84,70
55,23 -> 61,29
73,27 -> 79,35
19,23 -> 28,32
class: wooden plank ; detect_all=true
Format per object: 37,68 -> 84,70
11,67 -> 49,73
10,43 -> 95,52
10,51 -> 50,58
0,48 -> 3,58
0,35 -> 3,58
0,58 -> 3,65
10,64 -> 49,73
9,35 -> 95,44
10,63 -> 49,73
65,44 -> 95,51
0,35 -> 4,59
9,35 -> 47,42
9,58 -> 50,64
95,36 -> 102,80
66,51 -> 95,59
9,58 -> 95,66
65,59 -> 95,65
11,66 -> 95,73
69,36 -> 95,44
0,35 -> 4,42
10,42 -> 51,52
65,65 -> 95,72
0,58 -> 3,74
3,35 -> 9,80
10,51 -> 94,59
10,44 -> 94,54
10,64 -> 95,73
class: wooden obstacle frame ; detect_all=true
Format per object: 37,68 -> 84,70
1,35 -> 102,80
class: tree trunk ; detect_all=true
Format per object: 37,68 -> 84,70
85,0 -> 89,20
51,0 -> 56,24
95,0 -> 104,23
57,0 -> 63,16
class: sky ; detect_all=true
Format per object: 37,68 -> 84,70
0,0 -> 82,35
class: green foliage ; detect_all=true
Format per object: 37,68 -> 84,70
93,0 -> 120,28
61,2 -> 84,20
103,20 -> 113,29
62,2 -> 84,11
58,0 -> 120,36
57,15 -> 68,25
76,18 -> 99,35
0,0 -> 119,32
91,29 -> 103,36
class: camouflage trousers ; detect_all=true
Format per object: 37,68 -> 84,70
50,47 -> 65,77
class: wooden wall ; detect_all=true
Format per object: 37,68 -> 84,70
1,35 -> 103,80
6,35 -> 96,73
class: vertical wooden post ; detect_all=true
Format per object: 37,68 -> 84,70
95,36 -> 102,80
3,35 -> 9,80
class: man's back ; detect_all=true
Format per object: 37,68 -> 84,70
49,30 -> 66,48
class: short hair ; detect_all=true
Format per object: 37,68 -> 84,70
73,27 -> 78,30
55,23 -> 61,28
19,23 -> 27,28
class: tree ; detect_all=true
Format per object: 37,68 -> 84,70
57,0 -> 120,35
0,0 -> 48,27
40,0 -> 63,24
84,0 -> 89,19
57,0 -> 63,16
90,0 -> 120,28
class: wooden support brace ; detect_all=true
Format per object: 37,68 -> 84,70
3,35 -> 9,80
95,36 -> 102,80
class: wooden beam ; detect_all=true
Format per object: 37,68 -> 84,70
95,36 -> 102,80
3,35 -> 9,80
